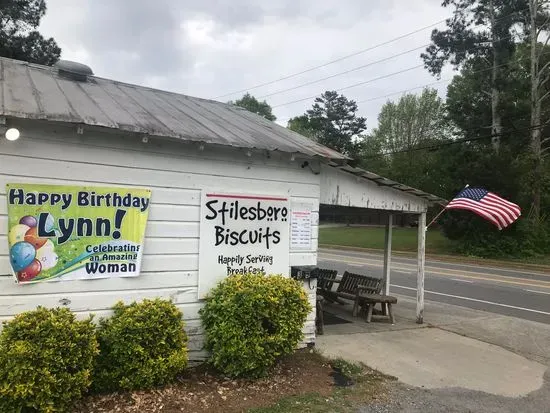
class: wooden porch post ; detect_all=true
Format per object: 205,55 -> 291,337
416,211 -> 426,324
383,213 -> 393,295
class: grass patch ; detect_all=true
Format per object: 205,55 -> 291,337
319,226 -> 453,254
319,226 -> 550,267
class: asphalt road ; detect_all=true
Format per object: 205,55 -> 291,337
318,248 -> 550,325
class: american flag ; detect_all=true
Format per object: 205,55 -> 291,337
446,187 -> 521,230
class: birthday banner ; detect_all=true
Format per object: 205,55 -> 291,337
6,184 -> 151,284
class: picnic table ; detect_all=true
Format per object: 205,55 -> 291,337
356,292 -> 397,324
316,268 -> 398,324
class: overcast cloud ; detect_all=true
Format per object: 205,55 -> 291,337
39,0 -> 455,129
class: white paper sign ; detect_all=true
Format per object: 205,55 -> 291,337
290,203 -> 312,250
198,191 -> 290,298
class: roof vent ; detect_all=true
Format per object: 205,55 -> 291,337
54,60 -> 93,81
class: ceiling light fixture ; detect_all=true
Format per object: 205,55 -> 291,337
5,128 -> 20,141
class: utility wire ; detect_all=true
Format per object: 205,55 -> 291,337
215,6 -> 529,100
259,35 -> 515,100
271,33 -> 526,109
213,18 -> 448,99
271,64 -> 424,108
276,49 -> 550,123
362,123 -> 545,159
256,44 -> 429,99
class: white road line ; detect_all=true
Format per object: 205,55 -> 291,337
451,278 -> 474,283
391,284 -> 550,316
394,270 -> 413,274
524,289 -> 550,295
319,250 -> 550,277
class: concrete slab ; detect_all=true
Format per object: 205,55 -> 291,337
317,327 -> 547,397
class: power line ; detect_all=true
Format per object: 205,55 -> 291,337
362,123 -> 544,160
213,18 -> 448,99
356,49 -> 550,105
259,35 -> 514,101
257,44 -> 429,99
276,49 -> 550,123
271,64 -> 424,108
215,6 -> 529,100
271,33 -> 528,110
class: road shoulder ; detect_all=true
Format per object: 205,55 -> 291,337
320,244 -> 550,273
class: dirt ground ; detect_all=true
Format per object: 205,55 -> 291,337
75,349 -> 389,413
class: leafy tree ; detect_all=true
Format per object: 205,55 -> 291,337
287,115 -> 319,140
0,0 -> 61,65
358,133 -> 390,177
438,45 -> 550,257
422,0 -> 529,152
364,89 -> 450,194
289,91 -> 366,158
231,93 -> 277,121
526,0 -> 550,220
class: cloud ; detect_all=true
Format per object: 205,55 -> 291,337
39,0 -> 453,129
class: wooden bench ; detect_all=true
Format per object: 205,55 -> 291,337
317,270 -> 383,317
316,268 -> 338,293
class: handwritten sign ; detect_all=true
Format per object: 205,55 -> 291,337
198,192 -> 290,298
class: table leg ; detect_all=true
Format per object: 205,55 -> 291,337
388,303 -> 395,324
352,297 -> 359,317
316,299 -> 324,335
366,303 -> 374,323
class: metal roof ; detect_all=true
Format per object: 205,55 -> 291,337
328,162 -> 447,205
0,57 -> 446,205
0,57 -> 345,160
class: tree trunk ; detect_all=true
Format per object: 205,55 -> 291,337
489,0 -> 503,153
529,0 -> 542,221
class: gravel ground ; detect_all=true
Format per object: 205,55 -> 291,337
360,367 -> 550,413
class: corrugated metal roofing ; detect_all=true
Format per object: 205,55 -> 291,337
0,57 -> 446,204
329,162 -> 447,204
0,57 -> 345,160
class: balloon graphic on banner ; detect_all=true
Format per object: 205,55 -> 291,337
24,227 -> 48,249
18,259 -> 42,282
8,224 -> 30,245
19,215 -> 37,228
8,215 -> 60,282
37,239 -> 55,254
43,213 -> 55,233
10,241 -> 36,272
35,242 -> 59,271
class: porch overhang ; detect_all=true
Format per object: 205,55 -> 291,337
319,163 -> 442,324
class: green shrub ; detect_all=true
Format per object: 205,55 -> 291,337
200,273 -> 312,378
0,307 -> 98,413
443,212 -> 550,259
92,298 -> 188,392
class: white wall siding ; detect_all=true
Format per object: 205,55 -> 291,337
0,125 -> 320,360
320,164 -> 429,212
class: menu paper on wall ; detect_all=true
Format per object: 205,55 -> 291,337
290,202 -> 313,250
198,192 -> 290,298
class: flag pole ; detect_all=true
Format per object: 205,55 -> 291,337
425,184 -> 469,231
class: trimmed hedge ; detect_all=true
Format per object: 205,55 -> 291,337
92,298 -> 188,392
0,307 -> 98,413
200,273 -> 312,378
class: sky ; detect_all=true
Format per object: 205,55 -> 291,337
39,0 -> 456,130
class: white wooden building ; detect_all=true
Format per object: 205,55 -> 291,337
0,58 -> 444,361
